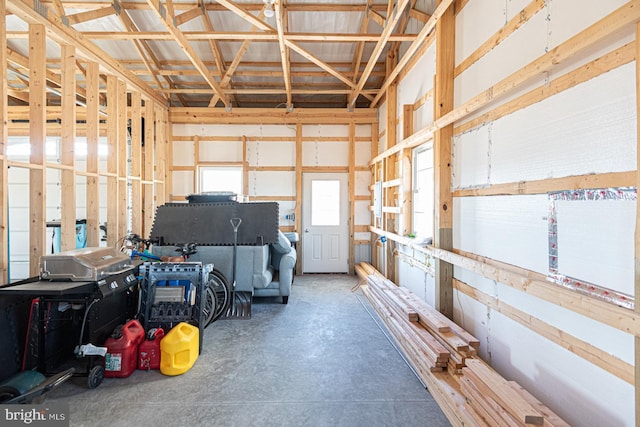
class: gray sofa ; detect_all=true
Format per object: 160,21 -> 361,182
152,230 -> 296,303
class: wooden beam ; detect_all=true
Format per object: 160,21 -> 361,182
60,44 -> 77,252
213,0 -> 274,31
370,0 -> 452,107
7,0 -> 165,105
433,0 -> 454,319
400,104 -> 413,236
348,0 -> 411,106
208,5 -> 267,107
117,80 -> 128,242
142,100 -> 155,239
275,0 -> 292,107
409,7 -> 431,22
146,0 -> 228,106
0,0 -> 8,283
295,123 -> 302,275
635,19 -> 640,427
349,122 -> 355,274
106,76 -> 119,246
131,92 -> 142,235
66,5 -> 116,25
174,5 -> 203,26
29,24 -> 47,277
285,40 -> 356,88
367,8 -> 385,27
79,30 -> 417,42
170,107 -> 377,124
85,61 -> 100,247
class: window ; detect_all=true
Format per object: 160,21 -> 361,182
413,145 -> 434,239
199,166 -> 243,195
311,179 -> 340,226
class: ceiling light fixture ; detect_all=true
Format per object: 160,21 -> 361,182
263,0 -> 275,18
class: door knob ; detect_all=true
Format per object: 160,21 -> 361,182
305,228 -> 309,232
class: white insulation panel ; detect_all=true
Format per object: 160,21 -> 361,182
555,199 -> 634,296
172,170 -> 194,196
454,9 -> 548,109
454,195 -> 549,274
354,200 -> 371,225
355,141 -> 372,167
247,141 -> 295,167
172,141 -> 195,166
301,141 -> 348,167
490,63 -> 636,184
454,0 -> 507,66
199,141 -> 242,163
355,171 -> 371,196
452,124 -> 490,189
247,171 -> 295,197
398,50 -> 436,107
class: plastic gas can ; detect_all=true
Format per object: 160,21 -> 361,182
160,322 -> 199,376
104,319 -> 145,378
138,328 -> 165,370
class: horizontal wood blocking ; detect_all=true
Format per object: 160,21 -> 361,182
169,107 -> 378,124
453,171 -> 634,197
368,226 -> 639,337
454,278 -> 634,385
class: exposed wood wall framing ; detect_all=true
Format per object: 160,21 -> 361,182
0,0 -> 8,283
28,23 -> 47,276
1,20 -> 170,278
635,20 -> 640,427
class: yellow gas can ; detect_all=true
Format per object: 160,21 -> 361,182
160,322 -> 199,376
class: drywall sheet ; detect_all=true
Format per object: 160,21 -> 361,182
301,141 -> 348,167
399,260 -> 429,303
551,190 -> 635,299
247,141 -> 295,167
454,0 -> 506,65
454,194 -> 549,274
172,140 -> 195,166
486,308 -> 633,427
172,170 -> 194,197
199,141 -> 242,162
452,290 -> 489,359
247,171 -> 295,197
490,63 -> 636,184
452,124 -> 490,189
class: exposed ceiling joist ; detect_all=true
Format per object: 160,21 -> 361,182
275,0 -> 292,107
174,6 -> 203,26
146,0 -> 228,107
66,6 -> 116,25
285,40 -> 355,89
214,0 -> 274,32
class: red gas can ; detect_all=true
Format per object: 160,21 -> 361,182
138,328 -> 165,370
104,319 -> 145,378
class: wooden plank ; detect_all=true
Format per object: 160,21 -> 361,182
460,376 -> 518,427
29,24 -> 46,277
155,105 -> 168,205
635,20 -> 640,427
464,359 -> 545,425
348,122 -> 355,274
170,107 -> 377,124
174,5 -> 202,26
274,0 -> 292,107
213,0 -> 273,31
507,381 -> 570,427
131,92 -> 142,234
142,100 -> 155,239
60,44 -> 77,252
85,61 -> 100,247
106,76 -> 119,246
434,0 -> 454,319
285,41 -> 356,89
66,5 -> 116,25
0,0 -> 8,282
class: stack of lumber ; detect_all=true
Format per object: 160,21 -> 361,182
356,262 -> 479,375
461,359 -> 569,427
355,262 -> 570,427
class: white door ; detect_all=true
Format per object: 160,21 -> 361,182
302,173 -> 349,273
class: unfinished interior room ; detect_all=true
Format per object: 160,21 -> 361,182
0,0 -> 638,425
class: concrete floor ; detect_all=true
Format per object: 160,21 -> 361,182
47,274 -> 451,427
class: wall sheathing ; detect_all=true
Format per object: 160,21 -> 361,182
378,0 -> 638,425
171,123 -> 373,267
